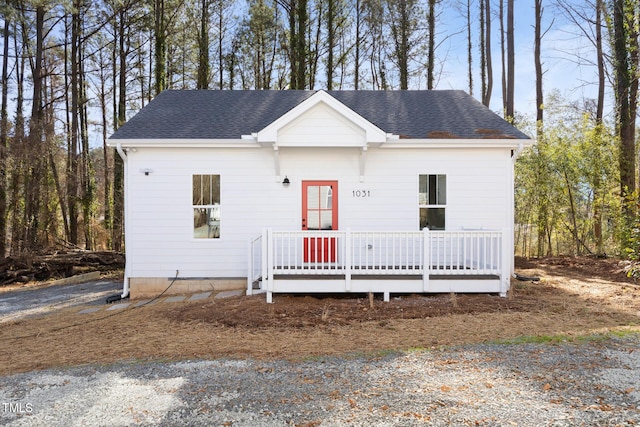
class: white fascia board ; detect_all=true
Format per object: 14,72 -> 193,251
106,138 -> 261,148
380,138 -> 533,149
257,90 -> 390,145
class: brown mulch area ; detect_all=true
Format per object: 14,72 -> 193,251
515,255 -> 638,283
0,256 -> 638,376
171,291 -> 535,328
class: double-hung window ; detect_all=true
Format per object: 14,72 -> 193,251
193,174 -> 220,239
419,174 -> 446,230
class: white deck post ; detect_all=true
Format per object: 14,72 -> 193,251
261,228 -> 268,291
345,228 -> 352,292
266,228 -> 274,303
500,228 -> 510,297
422,227 -> 430,292
247,236 -> 253,296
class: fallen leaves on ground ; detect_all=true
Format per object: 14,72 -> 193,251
0,256 -> 639,376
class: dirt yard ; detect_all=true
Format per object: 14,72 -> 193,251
1,256 -> 639,376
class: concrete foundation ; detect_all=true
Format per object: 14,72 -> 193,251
129,278 -> 245,299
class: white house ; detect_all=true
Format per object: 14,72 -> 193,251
108,90 -> 532,302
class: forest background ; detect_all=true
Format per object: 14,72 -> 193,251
0,0 -> 638,261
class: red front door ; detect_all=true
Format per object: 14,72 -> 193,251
302,181 -> 338,262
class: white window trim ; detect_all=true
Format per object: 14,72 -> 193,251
192,174 -> 222,240
419,174 -> 447,231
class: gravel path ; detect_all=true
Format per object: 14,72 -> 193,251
0,280 -> 120,324
1,335 -> 639,426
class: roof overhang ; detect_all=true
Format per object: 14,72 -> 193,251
107,137 -> 533,149
379,138 -> 533,149
106,138 -> 260,149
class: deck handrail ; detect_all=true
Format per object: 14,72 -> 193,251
249,228 -> 509,302
254,228 -> 505,279
247,233 -> 264,295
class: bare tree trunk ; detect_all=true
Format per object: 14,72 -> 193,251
0,9 -> 10,256
613,1 -> 640,216
389,0 -> 410,90
427,0 -> 436,89
483,0 -> 493,106
79,38 -> 96,250
286,0 -> 298,89
563,168 -> 582,255
68,2 -> 81,246
296,0 -> 307,89
479,0 -> 486,103
10,19 -> 25,255
41,77 -> 56,248
0,10 -> 8,146
535,0 -> 543,132
629,11 -> 639,154
466,0 -> 472,95
229,36 -> 238,89
593,0 -> 605,252
218,1 -> 224,89
500,0 -> 506,110
98,50 -> 112,250
46,61 -> 67,245
113,10 -> 127,252
354,0 -> 361,90
154,0 -> 166,94
24,5 -> 46,251
326,0 -> 334,89
595,0 -> 604,122
533,0 -> 547,256
61,16 -> 73,242
112,23 -> 118,133
197,0 -> 210,89
308,1 -> 322,89
399,0 -> 409,90
506,0 -> 514,118
266,4 -> 279,89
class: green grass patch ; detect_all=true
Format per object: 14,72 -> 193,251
492,329 -> 640,346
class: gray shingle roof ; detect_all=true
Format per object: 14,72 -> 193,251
109,90 -> 530,140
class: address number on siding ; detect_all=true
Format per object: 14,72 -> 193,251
352,190 -> 371,198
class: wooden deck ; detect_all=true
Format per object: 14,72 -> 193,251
248,229 -> 511,302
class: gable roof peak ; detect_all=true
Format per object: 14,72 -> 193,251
255,90 -> 390,145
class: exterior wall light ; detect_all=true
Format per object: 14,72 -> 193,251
282,176 -> 290,187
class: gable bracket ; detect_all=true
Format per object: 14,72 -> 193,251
273,145 -> 281,182
359,147 -> 367,182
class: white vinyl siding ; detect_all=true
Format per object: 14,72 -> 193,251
124,146 -> 511,279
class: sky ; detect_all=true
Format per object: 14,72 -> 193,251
0,0 -> 609,145
435,0 -> 605,122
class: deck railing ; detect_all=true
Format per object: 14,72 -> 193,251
276,230 -> 504,274
427,230 -> 504,276
272,230 -> 346,275
249,228 -> 505,291
350,231 -> 424,274
247,234 -> 265,291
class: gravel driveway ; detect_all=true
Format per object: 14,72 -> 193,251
0,280 -> 120,324
1,335 -> 639,426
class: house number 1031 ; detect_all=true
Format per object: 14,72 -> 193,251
352,190 -> 371,198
